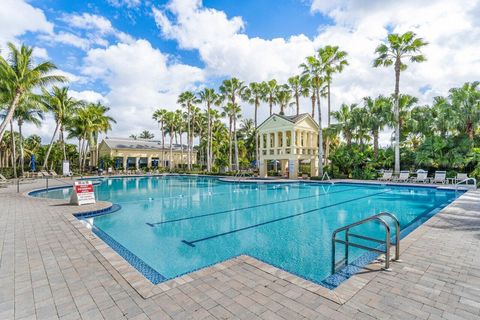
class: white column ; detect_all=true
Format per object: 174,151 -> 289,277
283,131 -> 287,149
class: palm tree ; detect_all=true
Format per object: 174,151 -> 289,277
449,82 -> 480,140
152,108 -> 167,167
264,79 -> 279,116
288,75 -> 309,115
318,45 -> 348,164
373,31 -> 428,172
139,130 -> 154,139
198,88 -> 220,172
178,91 -> 197,170
14,95 -> 45,175
363,96 -> 391,160
163,111 -> 177,169
41,86 -> 82,170
300,56 -> 327,176
0,43 -> 66,143
243,82 -> 267,168
332,103 -> 356,147
276,85 -> 292,115
219,78 -> 246,171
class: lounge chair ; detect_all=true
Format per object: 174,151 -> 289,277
393,171 -> 410,182
0,174 -> 13,187
378,171 -> 393,181
411,170 -> 428,183
431,171 -> 447,184
455,173 -> 468,184
49,170 -> 58,176
40,170 -> 50,177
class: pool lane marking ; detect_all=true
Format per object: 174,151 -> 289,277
181,189 -> 392,247
146,187 -> 362,227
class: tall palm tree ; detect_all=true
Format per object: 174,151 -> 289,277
41,86 -> 82,170
318,45 -> 348,164
139,130 -> 154,139
243,82 -> 267,168
198,88 -> 220,172
178,91 -> 197,170
363,96 -> 391,160
163,111 -> 177,169
300,56 -> 327,176
264,79 -> 279,116
0,43 -> 65,143
373,31 -> 428,172
219,78 -> 246,171
152,108 -> 167,167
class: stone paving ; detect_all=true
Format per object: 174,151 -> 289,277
0,178 -> 479,319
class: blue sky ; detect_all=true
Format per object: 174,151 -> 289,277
1,0 -> 479,143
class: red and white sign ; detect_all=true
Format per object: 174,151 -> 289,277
70,181 -> 96,205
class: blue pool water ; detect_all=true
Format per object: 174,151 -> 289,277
32,176 -> 460,287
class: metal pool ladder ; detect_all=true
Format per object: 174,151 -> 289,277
331,212 -> 400,274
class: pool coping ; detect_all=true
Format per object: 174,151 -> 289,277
42,178 -> 467,304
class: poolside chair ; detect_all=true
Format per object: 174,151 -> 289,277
40,170 -> 50,177
411,170 -> 428,183
431,171 -> 447,184
49,170 -> 58,176
393,171 -> 410,182
455,173 -> 468,184
378,171 -> 393,181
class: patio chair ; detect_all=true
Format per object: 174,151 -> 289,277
49,170 -> 58,176
455,173 -> 468,184
393,171 -> 410,182
40,170 -> 51,177
378,171 -> 393,181
431,171 -> 447,184
411,170 -> 428,183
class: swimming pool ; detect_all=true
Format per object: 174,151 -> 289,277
32,175 -> 460,288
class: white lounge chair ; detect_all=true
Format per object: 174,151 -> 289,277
431,171 -> 447,184
394,171 -> 410,182
0,174 -> 12,187
455,173 -> 468,184
378,171 -> 393,181
40,170 -> 50,177
411,170 -> 428,183
49,170 -> 58,176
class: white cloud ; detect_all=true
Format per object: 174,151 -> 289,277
0,0 -> 53,44
63,13 -> 115,34
107,0 -> 142,8
154,0 -> 480,146
70,90 -> 108,104
81,39 -> 204,137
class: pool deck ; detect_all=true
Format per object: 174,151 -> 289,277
1,178 -> 480,319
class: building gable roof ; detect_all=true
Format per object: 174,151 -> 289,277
257,113 -> 319,130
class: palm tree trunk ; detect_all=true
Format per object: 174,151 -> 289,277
316,86 -> 323,177
311,93 -> 316,119
228,116 -> 232,170
18,121 -> 25,176
187,107 -> 191,170
296,93 -> 300,115
394,60 -> 401,173
180,132 -> 183,170
9,120 -> 17,178
207,103 -> 211,172
234,115 -> 239,171
43,122 -> 60,170
170,131 -> 174,169
78,138 -> 82,172
255,102 -> 259,169
0,90 -> 21,144
325,83 -> 331,170
269,98 -> 273,115
161,121 -> 165,167
373,129 -> 379,160
60,126 -> 67,161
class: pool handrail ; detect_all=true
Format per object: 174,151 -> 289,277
331,212 -> 400,274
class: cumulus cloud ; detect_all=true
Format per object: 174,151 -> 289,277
154,0 -> 480,145
107,0 -> 142,8
81,39 -> 205,137
0,0 -> 53,44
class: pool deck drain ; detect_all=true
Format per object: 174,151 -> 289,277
0,177 -> 479,319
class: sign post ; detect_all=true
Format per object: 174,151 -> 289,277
62,160 -> 70,176
70,181 -> 96,205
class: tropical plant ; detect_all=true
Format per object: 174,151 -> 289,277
373,31 -> 428,172
139,130 -> 154,139
178,91 -> 198,170
198,88 -> 220,172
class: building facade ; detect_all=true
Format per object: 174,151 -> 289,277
98,137 -> 197,169
257,113 -> 319,179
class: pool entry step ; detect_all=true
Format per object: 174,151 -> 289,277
332,212 -> 400,274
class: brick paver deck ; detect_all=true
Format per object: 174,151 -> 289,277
1,178 -> 479,319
